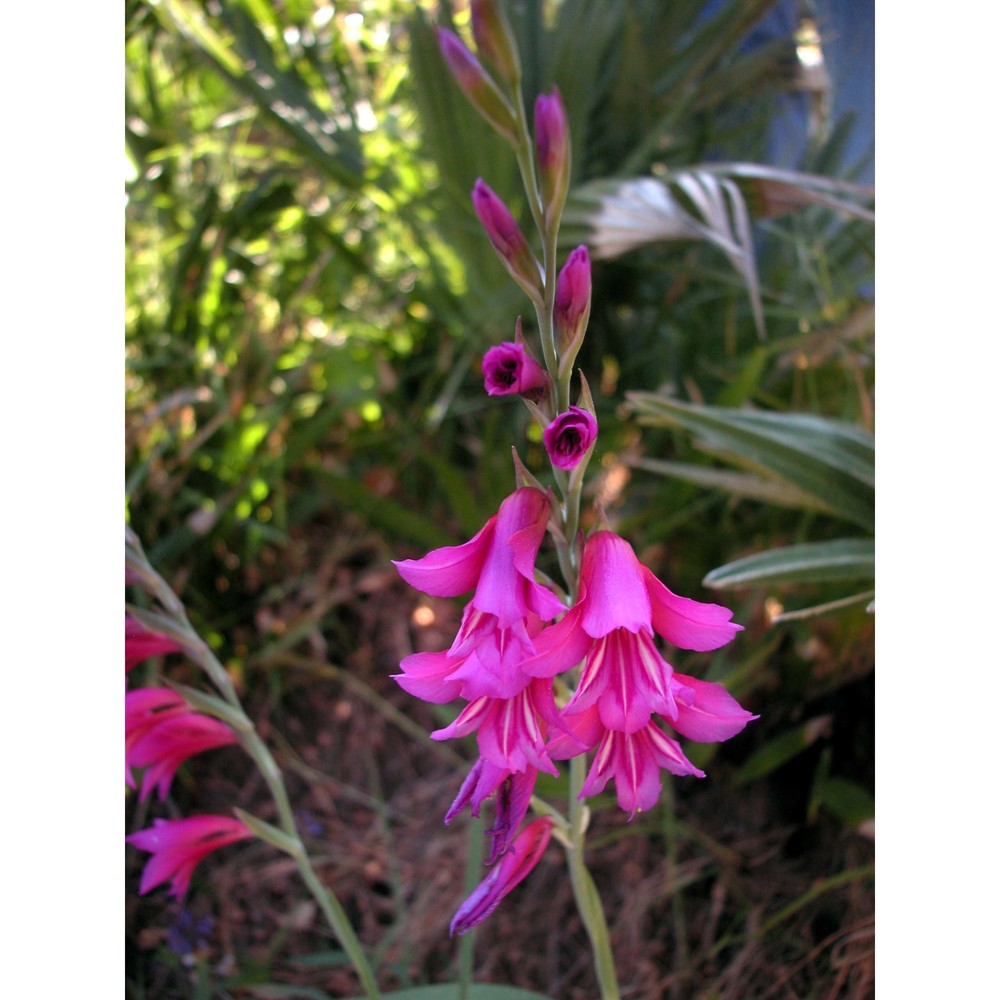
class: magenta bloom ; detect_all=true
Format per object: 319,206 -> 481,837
432,677 -> 561,776
126,688 -> 238,801
394,487 -> 566,773
446,757 -> 538,864
521,531 -> 755,815
393,487 -> 564,703
543,406 -> 598,470
482,342 -> 548,399
126,815 -> 254,899
126,615 -> 182,672
450,817 -> 553,936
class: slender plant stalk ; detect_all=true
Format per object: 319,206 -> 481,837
567,755 -> 621,1000
492,49 -> 623,999
127,532 -> 382,1000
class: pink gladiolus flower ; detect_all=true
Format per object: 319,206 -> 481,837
543,406 -> 598,470
394,487 -> 567,774
446,757 -> 537,864
520,530 -> 755,815
126,615 -> 182,672
450,817 -> 553,936
393,487 -> 565,704
482,342 -> 548,399
432,677 -> 561,776
126,815 -> 254,899
126,688 -> 238,801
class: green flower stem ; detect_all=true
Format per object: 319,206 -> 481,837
496,58 -> 618,1000
567,754 -> 621,1000
127,536 -> 382,1000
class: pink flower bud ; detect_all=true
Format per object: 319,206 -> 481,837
534,89 -> 569,220
471,0 -> 520,83
450,817 -> 553,935
554,245 -> 591,350
482,342 -> 548,400
471,179 -> 543,298
436,28 -> 517,143
543,405 -> 598,470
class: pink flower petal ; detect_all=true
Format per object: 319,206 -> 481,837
393,517 -> 496,597
578,532 -> 651,637
643,566 -> 743,651
669,674 -> 758,742
393,650 -> 465,704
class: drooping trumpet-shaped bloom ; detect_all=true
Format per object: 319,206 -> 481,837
126,688 -> 238,801
521,530 -> 755,814
432,676 -> 561,776
394,487 -> 567,774
450,817 -> 553,936
394,487 -> 565,704
445,757 -> 538,864
126,815 -> 254,899
126,615 -> 182,672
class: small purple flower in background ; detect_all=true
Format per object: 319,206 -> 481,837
126,815 -> 254,899
126,615 -> 182,672
450,817 -> 554,936
543,405 -> 598,470
126,688 -> 238,801
482,342 -> 548,400
166,909 -> 215,958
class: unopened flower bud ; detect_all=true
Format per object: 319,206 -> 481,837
471,0 -> 521,84
554,245 -> 591,371
543,405 -> 598,471
450,817 -> 553,935
534,89 -> 570,222
472,179 -> 543,299
436,27 -> 517,144
482,342 -> 548,401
